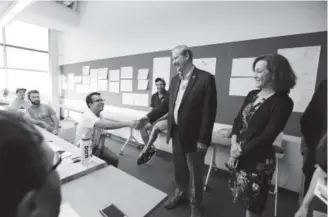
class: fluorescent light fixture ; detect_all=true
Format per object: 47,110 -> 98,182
0,0 -> 36,28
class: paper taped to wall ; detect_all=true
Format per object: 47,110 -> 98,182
231,57 -> 255,77
75,84 -> 90,94
193,58 -> 217,75
97,68 -> 108,80
138,69 -> 149,79
74,76 -> 82,83
98,80 -> 108,91
229,77 -> 256,96
82,66 -> 90,76
109,81 -> 120,93
278,46 -> 321,112
90,69 -> 98,91
122,93 -> 149,107
152,57 -> 171,94
120,80 -> 132,91
138,80 -> 148,90
82,76 -> 90,85
68,73 -> 75,90
121,67 -> 133,79
109,69 -> 120,81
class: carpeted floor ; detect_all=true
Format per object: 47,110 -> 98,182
58,123 -> 300,217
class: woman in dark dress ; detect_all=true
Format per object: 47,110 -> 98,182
227,54 -> 297,217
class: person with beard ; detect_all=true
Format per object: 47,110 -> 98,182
26,90 -> 60,135
74,92 -> 137,167
8,88 -> 31,111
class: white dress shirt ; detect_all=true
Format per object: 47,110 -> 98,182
173,66 -> 194,124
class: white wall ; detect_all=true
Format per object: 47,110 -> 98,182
59,1 -> 327,64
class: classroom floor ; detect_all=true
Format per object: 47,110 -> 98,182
59,123 -> 300,217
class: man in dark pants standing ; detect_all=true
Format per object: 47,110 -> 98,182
136,45 -> 217,217
300,79 -> 327,194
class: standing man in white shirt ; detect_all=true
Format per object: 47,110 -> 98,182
75,92 -> 137,167
136,45 -> 217,217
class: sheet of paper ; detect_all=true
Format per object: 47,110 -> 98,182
74,76 -> 82,83
278,46 -> 321,112
231,57 -> 256,77
109,69 -> 120,81
75,84 -> 90,93
90,69 -> 98,92
82,75 -> 90,84
120,80 -> 132,91
97,68 -> 108,80
138,79 -> 148,90
193,58 -> 217,75
59,202 -> 81,217
109,81 -> 120,93
229,77 -> 256,96
138,68 -> 149,79
122,93 -> 135,105
121,66 -> 133,79
134,94 -> 149,107
152,57 -> 171,94
82,66 -> 90,76
68,73 -> 75,90
98,80 -> 108,91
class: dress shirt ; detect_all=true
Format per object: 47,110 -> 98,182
173,66 -> 194,124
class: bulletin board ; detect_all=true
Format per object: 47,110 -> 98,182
60,31 -> 327,137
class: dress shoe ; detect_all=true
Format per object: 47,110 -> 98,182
164,195 -> 188,209
190,205 -> 202,217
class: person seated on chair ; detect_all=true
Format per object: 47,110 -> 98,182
295,133 -> 327,217
138,77 -> 168,164
8,88 -> 31,111
0,110 -> 62,217
74,92 -> 137,167
26,90 -> 60,135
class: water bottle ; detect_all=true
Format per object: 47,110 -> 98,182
80,134 -> 92,165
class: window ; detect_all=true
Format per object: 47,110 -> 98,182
7,69 -> 51,102
5,20 -> 48,51
7,47 -> 48,71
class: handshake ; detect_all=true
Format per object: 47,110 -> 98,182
128,116 -> 149,130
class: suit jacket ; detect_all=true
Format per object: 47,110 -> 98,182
231,89 -> 294,163
147,67 -> 217,153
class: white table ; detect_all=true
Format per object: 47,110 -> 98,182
61,166 -> 167,217
38,127 -> 107,184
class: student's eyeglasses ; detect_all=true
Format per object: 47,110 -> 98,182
93,99 -> 105,103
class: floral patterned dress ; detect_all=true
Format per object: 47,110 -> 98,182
228,95 -> 276,214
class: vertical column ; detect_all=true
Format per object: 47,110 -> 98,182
49,29 -> 60,118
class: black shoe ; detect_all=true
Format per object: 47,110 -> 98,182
164,195 -> 188,209
137,147 -> 156,165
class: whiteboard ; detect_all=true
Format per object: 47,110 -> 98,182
152,57 -> 171,94
278,46 -> 321,112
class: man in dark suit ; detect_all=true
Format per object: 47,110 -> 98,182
300,79 -> 327,194
137,45 -> 217,217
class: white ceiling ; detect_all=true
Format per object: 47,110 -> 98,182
0,1 -> 13,18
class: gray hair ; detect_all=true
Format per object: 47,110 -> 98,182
172,45 -> 193,61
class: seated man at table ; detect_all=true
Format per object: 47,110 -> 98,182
26,90 -> 60,135
0,110 -> 62,217
8,88 -> 31,111
75,92 -> 137,167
